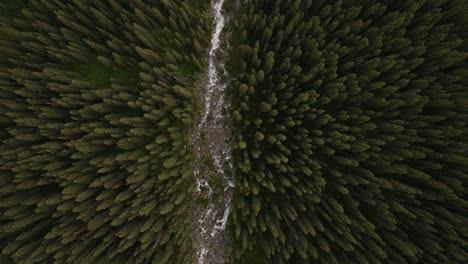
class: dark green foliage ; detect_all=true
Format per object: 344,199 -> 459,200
0,0 -> 210,263
0,0 -> 29,18
227,0 -> 468,263
1,0 -> 468,263
0,254 -> 13,264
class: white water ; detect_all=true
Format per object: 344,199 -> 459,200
192,0 -> 235,263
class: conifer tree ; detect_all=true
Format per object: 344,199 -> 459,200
226,0 -> 468,263
0,1 -> 211,263
1,0 -> 467,263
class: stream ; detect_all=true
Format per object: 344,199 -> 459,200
191,0 -> 235,263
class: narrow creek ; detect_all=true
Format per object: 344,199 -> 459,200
190,0 -> 235,263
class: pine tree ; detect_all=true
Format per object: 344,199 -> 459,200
0,0 -> 211,263
226,0 -> 468,263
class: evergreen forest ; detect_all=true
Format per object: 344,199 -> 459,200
0,0 -> 467,263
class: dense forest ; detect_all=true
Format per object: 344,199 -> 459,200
0,0 -> 211,263
227,0 -> 468,263
1,0 -> 467,263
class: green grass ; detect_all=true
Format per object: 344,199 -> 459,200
73,59 -> 139,87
